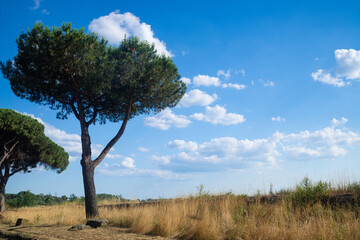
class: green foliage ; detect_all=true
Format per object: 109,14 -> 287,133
7,191 -> 38,207
288,177 -> 332,207
0,23 -> 186,124
96,193 -> 125,202
6,191 -> 68,208
68,194 -> 78,202
0,108 -> 69,175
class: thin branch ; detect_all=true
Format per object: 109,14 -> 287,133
93,99 -> 133,168
8,166 -> 27,177
86,108 -> 98,126
70,100 -> 80,120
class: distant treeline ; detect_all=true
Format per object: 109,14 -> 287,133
5,191 -> 127,208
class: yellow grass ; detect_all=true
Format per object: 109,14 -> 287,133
2,196 -> 360,240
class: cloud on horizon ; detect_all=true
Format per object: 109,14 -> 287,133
153,118 -> 359,171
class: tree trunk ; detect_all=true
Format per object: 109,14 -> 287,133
81,159 -> 99,218
0,177 -> 8,212
80,123 -> 99,218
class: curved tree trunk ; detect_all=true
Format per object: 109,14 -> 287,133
80,122 -> 99,218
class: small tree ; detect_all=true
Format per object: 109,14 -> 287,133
0,109 -> 69,212
1,23 -> 186,218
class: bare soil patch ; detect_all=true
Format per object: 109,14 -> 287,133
0,224 -> 173,240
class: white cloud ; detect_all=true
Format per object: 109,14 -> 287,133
222,83 -> 246,90
217,69 -> 231,79
24,113 -> 82,161
180,77 -> 191,85
168,140 -> 199,152
312,69 -> 347,87
180,89 -> 217,107
191,105 -> 245,125
331,117 -> 348,127
121,157 -> 136,169
144,108 -> 191,130
88,11 -> 172,57
167,134 -> 280,165
335,49 -> 360,79
157,118 -> 360,170
105,153 -> 123,159
137,147 -> 149,152
30,0 -> 41,10
193,75 -> 220,86
151,155 -> 172,165
23,113 -> 118,162
312,49 -> 360,87
191,73 -> 246,90
97,162 -> 188,180
271,116 -> 286,122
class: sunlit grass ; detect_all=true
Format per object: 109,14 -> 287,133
2,178 -> 360,240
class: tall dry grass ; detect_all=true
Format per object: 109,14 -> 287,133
2,195 -> 360,240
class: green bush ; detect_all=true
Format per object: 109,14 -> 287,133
289,177 -> 331,207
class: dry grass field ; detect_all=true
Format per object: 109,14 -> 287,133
1,178 -> 360,240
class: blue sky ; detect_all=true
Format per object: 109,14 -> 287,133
1,0 -> 360,199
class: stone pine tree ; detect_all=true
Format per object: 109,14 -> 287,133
0,109 -> 69,212
0,23 -> 186,218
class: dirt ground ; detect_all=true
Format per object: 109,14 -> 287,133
0,224 -> 174,240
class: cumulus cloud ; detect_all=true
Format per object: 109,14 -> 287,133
191,73 -> 247,90
222,83 -> 246,90
312,49 -> 360,87
331,117 -> 348,127
166,135 -> 280,166
271,116 -> 286,122
312,69 -> 347,87
217,69 -> 231,79
179,89 -> 218,107
155,118 -> 360,170
88,11 -> 172,57
191,105 -> 245,125
168,140 -> 199,152
180,77 -> 191,85
335,49 -> 360,79
144,108 -> 191,130
121,157 -> 136,169
193,75 -> 221,86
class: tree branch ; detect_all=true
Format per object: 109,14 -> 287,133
70,99 -> 80,120
1,140 -> 19,166
8,166 -> 27,177
86,108 -> 98,126
93,99 -> 133,168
